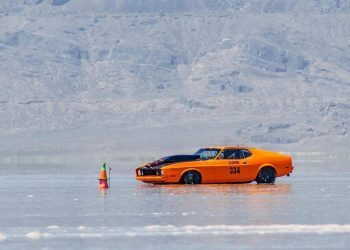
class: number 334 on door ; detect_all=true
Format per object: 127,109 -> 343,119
229,167 -> 240,174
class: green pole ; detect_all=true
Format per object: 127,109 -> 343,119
108,166 -> 111,188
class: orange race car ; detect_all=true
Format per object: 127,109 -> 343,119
135,146 -> 293,184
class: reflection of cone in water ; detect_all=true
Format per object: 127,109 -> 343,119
99,163 -> 108,189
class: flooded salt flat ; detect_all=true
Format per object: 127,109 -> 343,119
0,166 -> 350,249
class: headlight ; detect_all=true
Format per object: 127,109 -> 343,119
137,169 -> 142,176
160,170 -> 164,176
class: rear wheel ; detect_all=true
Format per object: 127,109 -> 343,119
256,167 -> 276,184
181,171 -> 202,184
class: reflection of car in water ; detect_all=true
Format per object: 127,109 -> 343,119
135,146 -> 294,184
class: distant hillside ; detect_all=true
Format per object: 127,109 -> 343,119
0,0 -> 349,155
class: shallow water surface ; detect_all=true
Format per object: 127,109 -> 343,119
0,168 -> 349,249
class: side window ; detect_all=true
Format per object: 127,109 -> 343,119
219,149 -> 252,159
222,150 -> 235,159
241,149 -> 252,158
219,149 -> 240,159
235,149 -> 245,159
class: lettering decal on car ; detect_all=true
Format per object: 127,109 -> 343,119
229,167 -> 240,174
228,161 -> 239,165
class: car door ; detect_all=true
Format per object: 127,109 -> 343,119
213,149 -> 237,182
214,149 -> 253,183
238,149 -> 258,181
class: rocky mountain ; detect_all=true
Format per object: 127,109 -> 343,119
0,0 -> 349,166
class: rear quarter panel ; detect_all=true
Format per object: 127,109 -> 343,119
251,149 -> 293,177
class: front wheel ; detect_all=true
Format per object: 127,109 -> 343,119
256,167 -> 276,184
181,171 -> 202,184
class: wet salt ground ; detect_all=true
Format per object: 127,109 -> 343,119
0,168 -> 350,249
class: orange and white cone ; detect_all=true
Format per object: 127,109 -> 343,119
98,163 -> 108,190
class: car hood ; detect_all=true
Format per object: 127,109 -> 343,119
144,154 -> 200,168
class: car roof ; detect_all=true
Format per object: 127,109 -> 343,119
202,146 -> 254,150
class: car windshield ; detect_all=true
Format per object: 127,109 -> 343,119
193,148 -> 220,160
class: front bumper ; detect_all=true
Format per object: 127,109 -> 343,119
136,175 -> 167,183
135,168 -> 179,183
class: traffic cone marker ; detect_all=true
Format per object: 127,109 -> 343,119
99,163 -> 109,190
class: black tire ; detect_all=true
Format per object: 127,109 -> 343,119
181,171 -> 202,184
256,167 -> 276,184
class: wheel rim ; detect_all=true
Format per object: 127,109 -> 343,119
259,168 -> 276,183
260,169 -> 270,182
184,172 -> 200,184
